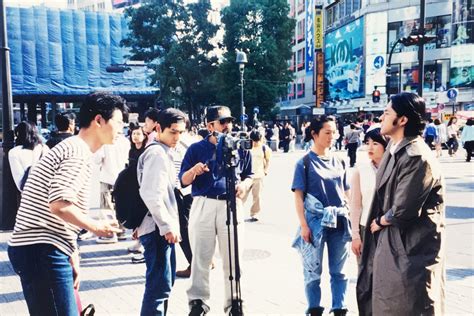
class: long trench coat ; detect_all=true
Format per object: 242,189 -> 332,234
356,137 -> 446,315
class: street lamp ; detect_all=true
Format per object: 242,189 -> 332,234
1,0 -> 17,229
236,50 -> 247,131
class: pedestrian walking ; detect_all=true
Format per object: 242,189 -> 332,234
357,92 -> 445,315
243,129 -> 271,222
94,130 -> 130,243
8,92 -> 126,316
127,124 -> 147,257
349,128 -> 388,259
433,118 -> 447,157
136,108 -> 187,316
46,112 -> 76,148
143,108 -> 161,145
423,119 -> 438,149
173,127 -> 197,279
8,121 -> 50,193
179,106 -> 253,315
289,123 -> 296,152
272,123 -> 280,151
281,122 -> 291,153
345,123 -> 362,167
447,117 -> 459,156
461,118 -> 474,162
291,115 -> 351,316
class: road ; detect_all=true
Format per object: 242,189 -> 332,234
0,147 -> 473,315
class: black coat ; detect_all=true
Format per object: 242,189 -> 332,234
356,137 -> 446,315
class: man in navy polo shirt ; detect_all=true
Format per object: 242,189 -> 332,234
179,106 -> 253,315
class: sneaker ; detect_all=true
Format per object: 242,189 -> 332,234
96,235 -> 118,244
117,231 -> 127,241
127,240 -> 144,254
245,217 -> 258,223
189,299 -> 208,316
176,266 -> 191,278
131,254 -> 145,264
78,230 -> 95,241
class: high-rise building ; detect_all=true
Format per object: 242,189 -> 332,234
4,0 -> 67,8
279,0 -> 474,122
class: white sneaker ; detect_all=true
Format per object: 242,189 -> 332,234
96,235 -> 118,244
127,240 -> 144,253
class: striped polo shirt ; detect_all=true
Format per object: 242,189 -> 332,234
9,136 -> 93,257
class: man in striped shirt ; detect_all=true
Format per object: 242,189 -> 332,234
8,92 -> 127,316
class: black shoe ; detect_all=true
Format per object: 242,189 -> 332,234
307,307 -> 324,316
189,299 -> 207,316
333,308 -> 348,316
244,217 -> 258,223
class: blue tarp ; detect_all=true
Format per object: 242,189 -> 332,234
7,6 -> 158,97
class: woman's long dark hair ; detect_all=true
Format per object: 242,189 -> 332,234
14,121 -> 42,150
447,117 -> 457,126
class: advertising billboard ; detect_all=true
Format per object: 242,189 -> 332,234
314,6 -> 323,50
450,44 -> 474,88
305,0 -> 314,74
365,12 -> 387,94
324,17 -> 365,99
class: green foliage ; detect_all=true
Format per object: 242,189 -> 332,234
122,0 -> 219,121
217,0 -> 295,120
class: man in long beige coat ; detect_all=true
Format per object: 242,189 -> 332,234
357,92 -> 445,316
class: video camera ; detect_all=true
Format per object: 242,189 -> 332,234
220,131 -> 252,151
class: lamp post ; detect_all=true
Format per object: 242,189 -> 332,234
236,50 -> 247,132
1,0 -> 17,229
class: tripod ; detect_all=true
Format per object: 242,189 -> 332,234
222,146 -> 244,316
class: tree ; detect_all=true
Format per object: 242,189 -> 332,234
217,0 -> 295,120
122,0 -> 219,121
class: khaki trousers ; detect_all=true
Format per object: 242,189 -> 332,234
187,196 -> 245,312
243,178 -> 264,217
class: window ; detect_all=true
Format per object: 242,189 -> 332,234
424,59 -> 450,92
425,15 -> 452,49
352,0 -> 360,11
387,64 -> 401,95
288,83 -> 295,100
289,53 -> 296,72
387,19 -> 419,53
345,0 -> 352,17
289,0 -> 295,18
297,19 -> 305,43
297,78 -> 305,98
297,48 -> 305,71
297,0 -> 305,15
339,0 -> 345,19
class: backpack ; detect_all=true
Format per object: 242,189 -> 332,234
112,143 -> 157,229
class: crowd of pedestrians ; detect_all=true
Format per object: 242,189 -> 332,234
7,90 -> 471,315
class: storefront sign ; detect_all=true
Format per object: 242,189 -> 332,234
314,6 -> 323,50
315,51 -> 325,107
305,0 -> 314,74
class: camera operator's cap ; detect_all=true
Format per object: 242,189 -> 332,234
206,106 -> 235,123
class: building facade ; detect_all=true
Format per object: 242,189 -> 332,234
279,0 -> 474,122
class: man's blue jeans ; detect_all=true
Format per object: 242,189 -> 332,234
303,217 -> 350,313
8,244 -> 77,316
139,231 -> 176,316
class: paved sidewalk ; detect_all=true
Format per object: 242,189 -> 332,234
1,150 -> 473,315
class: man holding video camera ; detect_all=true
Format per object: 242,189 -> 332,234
179,106 -> 253,315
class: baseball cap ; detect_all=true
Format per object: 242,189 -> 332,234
205,106 -> 235,123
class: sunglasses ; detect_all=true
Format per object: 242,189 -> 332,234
218,118 -> 233,125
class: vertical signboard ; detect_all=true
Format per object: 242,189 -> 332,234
315,51 -> 325,107
324,17 -> 365,99
314,6 -> 323,50
305,0 -> 314,74
365,12 -> 387,95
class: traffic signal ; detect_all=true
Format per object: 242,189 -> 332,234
372,89 -> 381,103
400,34 -> 436,47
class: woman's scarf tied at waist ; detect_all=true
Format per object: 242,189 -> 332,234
292,193 -> 351,252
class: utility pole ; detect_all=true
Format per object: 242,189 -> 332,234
417,0 -> 426,97
1,0 -> 17,229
